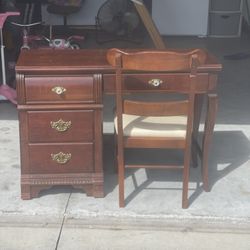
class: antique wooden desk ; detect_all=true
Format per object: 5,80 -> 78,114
15,49 -> 222,199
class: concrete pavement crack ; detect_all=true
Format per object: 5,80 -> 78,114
55,189 -> 72,250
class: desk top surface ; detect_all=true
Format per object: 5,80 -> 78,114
16,49 -> 222,74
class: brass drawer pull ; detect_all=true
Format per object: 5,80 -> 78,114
148,79 -> 163,87
50,119 -> 71,132
51,152 -> 71,164
51,86 -> 66,95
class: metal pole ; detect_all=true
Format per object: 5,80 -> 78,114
0,28 -> 7,85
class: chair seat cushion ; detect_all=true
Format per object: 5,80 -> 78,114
115,114 -> 187,138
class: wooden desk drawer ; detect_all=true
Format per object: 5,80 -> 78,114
25,76 -> 95,103
28,110 -> 94,143
28,143 -> 94,174
103,73 -> 209,93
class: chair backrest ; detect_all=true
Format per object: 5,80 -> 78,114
107,48 -> 206,140
107,48 -> 206,72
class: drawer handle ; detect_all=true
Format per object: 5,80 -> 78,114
51,86 -> 66,95
50,119 -> 72,132
51,152 -> 71,164
148,79 -> 163,87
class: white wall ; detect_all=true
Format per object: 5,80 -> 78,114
42,0 -> 210,36
152,0 -> 209,36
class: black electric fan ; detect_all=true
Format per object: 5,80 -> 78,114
95,0 -> 140,43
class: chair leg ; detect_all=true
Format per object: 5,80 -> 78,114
202,94 -> 218,192
114,130 -> 125,206
182,149 -> 191,209
182,167 -> 190,209
113,133 -> 118,173
118,159 -> 125,207
118,145 -> 125,207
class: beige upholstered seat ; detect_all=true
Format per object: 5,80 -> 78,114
115,114 -> 187,138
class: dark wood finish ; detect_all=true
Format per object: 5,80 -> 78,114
106,48 -> 207,70
192,94 -> 204,168
202,93 -> 218,191
27,110 -> 94,142
28,143 -> 94,174
124,137 -> 186,149
16,54 -> 104,199
21,173 -> 104,199
15,49 -> 221,75
25,75 -> 96,104
107,48 -> 219,209
123,100 -> 189,116
104,73 -> 211,94
16,49 -> 221,203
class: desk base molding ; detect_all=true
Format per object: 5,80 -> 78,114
21,173 -> 104,199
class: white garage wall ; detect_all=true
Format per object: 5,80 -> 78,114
152,0 -> 209,36
42,0 -> 210,36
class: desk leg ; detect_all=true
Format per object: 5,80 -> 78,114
21,184 -> 54,200
74,184 -> 104,198
202,93 -> 218,191
192,94 -> 204,167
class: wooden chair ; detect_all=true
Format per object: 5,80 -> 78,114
107,48 -> 207,209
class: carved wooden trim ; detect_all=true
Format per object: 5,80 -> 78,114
21,173 -> 103,185
16,73 -> 26,104
17,104 -> 103,110
21,183 -> 104,199
94,74 -> 103,104
94,109 -> 103,172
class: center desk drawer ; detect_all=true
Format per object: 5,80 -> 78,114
25,76 -> 95,103
28,110 -> 94,143
103,73 -> 209,93
28,143 -> 94,174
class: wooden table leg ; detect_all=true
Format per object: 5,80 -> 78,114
202,93 -> 218,191
21,184 -> 53,200
192,94 -> 204,167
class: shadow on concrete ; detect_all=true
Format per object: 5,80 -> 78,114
101,130 -> 250,206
